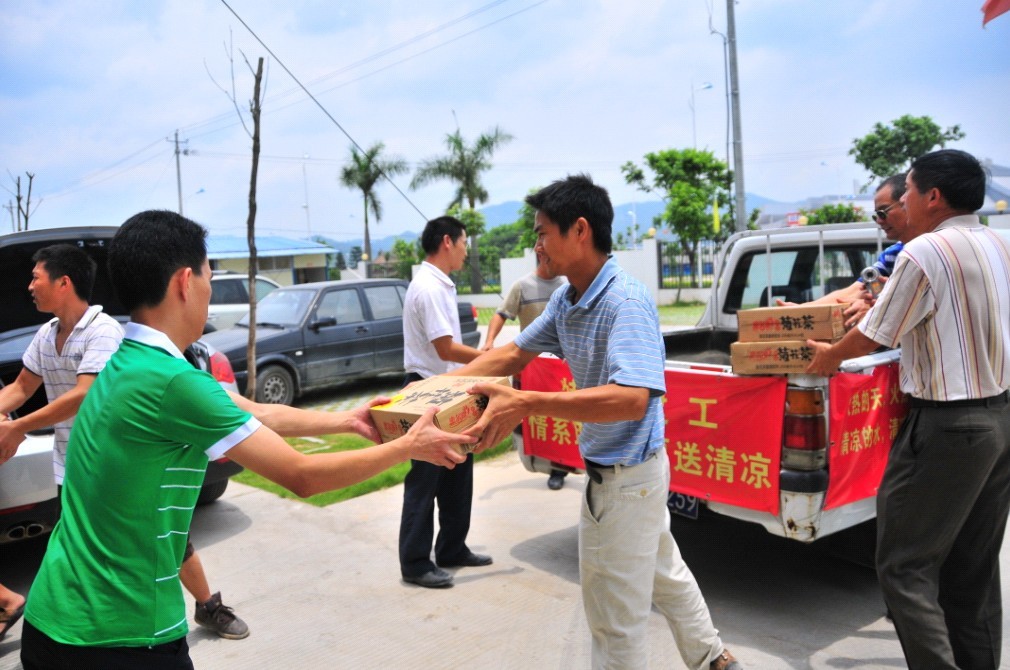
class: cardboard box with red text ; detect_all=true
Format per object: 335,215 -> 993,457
730,340 -> 816,375
737,304 -> 847,343
370,375 -> 511,454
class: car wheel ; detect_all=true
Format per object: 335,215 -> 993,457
256,365 -> 295,405
197,479 -> 229,506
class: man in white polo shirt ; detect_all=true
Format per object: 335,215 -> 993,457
399,215 -> 490,589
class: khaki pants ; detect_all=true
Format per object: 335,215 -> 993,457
581,451 -> 723,670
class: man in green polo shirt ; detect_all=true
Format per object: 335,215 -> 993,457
20,210 -> 472,670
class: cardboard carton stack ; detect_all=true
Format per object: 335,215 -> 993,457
731,304 -> 847,375
369,375 -> 510,454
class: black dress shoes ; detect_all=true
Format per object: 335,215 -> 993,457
403,567 -> 454,588
437,552 -> 493,568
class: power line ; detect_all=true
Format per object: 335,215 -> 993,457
180,0 -> 516,138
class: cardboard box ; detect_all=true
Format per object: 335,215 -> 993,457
369,375 -> 511,453
737,304 -> 847,342
730,340 -> 817,375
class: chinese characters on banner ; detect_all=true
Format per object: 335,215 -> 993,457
520,358 -> 788,515
664,371 -> 786,514
520,357 -> 587,471
824,363 -> 907,510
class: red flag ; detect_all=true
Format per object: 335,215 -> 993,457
983,0 -> 1010,26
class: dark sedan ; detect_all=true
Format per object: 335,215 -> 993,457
203,278 -> 482,405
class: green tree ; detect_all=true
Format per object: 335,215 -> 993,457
798,203 -> 869,226
392,237 -> 421,280
410,125 -> 513,293
349,246 -> 362,266
621,148 -> 730,289
335,251 -> 346,270
339,142 -> 409,262
513,196 -> 539,254
849,114 -> 965,187
444,204 -> 492,291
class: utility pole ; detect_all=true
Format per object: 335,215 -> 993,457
727,0 -> 746,233
301,156 -> 311,236
173,130 -> 186,215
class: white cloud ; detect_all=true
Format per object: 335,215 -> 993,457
1,0 -> 1007,239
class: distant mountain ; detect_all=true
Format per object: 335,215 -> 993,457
312,193 -> 779,252
312,230 -> 419,257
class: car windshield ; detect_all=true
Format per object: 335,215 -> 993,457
237,289 -> 314,327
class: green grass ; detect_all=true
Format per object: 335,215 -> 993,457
233,434 -> 515,507
657,301 -> 706,326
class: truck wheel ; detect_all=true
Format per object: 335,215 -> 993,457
197,479 -> 228,506
256,365 -> 295,405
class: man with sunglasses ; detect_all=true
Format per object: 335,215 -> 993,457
778,173 -> 910,326
807,149 -> 1010,669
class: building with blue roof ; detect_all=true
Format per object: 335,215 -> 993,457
207,235 -> 334,285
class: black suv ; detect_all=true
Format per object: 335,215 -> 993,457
0,227 -> 243,545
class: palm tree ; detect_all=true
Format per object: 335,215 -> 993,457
410,125 -> 513,292
339,142 -> 408,264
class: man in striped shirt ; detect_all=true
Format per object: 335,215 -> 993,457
807,149 -> 1010,669
456,175 -> 743,670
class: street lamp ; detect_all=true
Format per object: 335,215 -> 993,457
689,82 -> 713,149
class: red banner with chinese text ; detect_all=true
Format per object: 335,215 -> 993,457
824,363 -> 907,510
520,357 -> 788,514
520,357 -> 587,470
664,371 -> 786,514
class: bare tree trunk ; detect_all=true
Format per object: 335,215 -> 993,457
245,57 -> 264,400
11,173 -> 36,231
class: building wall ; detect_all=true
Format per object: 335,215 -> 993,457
212,252 -> 330,286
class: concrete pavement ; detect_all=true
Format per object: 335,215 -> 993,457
0,448 -> 914,669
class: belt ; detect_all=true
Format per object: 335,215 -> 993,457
584,452 -> 658,483
909,390 -> 1009,409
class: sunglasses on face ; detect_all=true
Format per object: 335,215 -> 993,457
873,202 -> 901,221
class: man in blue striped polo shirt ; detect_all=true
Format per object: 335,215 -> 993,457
457,175 -> 742,670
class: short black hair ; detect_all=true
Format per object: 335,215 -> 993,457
525,174 -> 614,254
109,210 -> 208,312
909,149 -> 987,213
32,244 -> 97,302
420,215 -> 467,255
875,173 -> 908,201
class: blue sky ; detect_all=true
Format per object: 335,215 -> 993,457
1,0 -> 1007,241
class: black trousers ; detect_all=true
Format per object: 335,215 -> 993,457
21,620 -> 194,670
398,372 -> 475,577
876,394 -> 1010,670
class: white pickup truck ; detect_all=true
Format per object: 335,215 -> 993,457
516,222 -> 906,548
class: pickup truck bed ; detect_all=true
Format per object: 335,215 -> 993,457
515,223 -> 909,545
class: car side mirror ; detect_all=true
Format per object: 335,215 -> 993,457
310,316 -> 337,331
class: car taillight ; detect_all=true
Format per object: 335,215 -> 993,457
783,415 -> 825,451
471,305 -> 479,320
210,352 -> 236,384
782,388 -> 826,469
